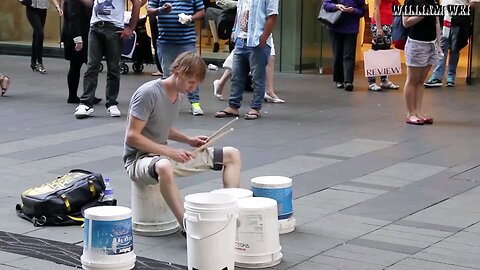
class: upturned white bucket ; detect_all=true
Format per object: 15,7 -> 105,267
131,182 -> 179,236
184,192 -> 238,270
251,176 -> 296,234
235,197 -> 282,268
211,188 -> 253,199
81,206 -> 136,270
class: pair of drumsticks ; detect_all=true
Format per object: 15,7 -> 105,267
193,117 -> 238,154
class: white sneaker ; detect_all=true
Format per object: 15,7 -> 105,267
190,102 -> 204,116
107,105 -> 121,117
74,104 -> 94,119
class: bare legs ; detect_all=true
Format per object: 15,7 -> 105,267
155,147 -> 241,229
404,65 -> 432,123
213,55 -> 285,103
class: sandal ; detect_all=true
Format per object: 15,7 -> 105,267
245,111 -> 260,120
381,81 -> 400,89
406,116 -> 424,125
0,74 -> 10,96
215,110 -> 239,118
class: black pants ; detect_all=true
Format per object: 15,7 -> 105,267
148,15 -> 162,73
329,31 -> 358,84
26,7 -> 47,65
68,59 -> 84,100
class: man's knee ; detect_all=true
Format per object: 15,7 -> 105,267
154,159 -> 174,184
222,146 -> 241,165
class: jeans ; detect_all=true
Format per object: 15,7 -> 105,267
26,7 -> 47,65
329,31 -> 358,84
431,35 -> 460,82
229,38 -> 270,110
81,22 -> 122,108
157,42 -> 200,103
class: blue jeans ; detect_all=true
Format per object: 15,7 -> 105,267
431,35 -> 460,82
229,38 -> 270,110
81,22 -> 122,108
156,42 -> 200,103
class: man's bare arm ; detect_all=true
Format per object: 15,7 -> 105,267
125,116 -> 174,157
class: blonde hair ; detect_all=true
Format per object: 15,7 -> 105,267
170,52 -> 207,82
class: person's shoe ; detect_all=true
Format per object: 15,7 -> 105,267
446,78 -> 455,87
213,80 -> 224,100
424,78 -> 442,88
107,105 -> 121,117
35,64 -> 47,74
344,83 -> 354,91
336,82 -> 345,89
213,42 -> 220,53
264,93 -> 285,103
74,104 -> 94,119
368,83 -> 382,91
190,102 -> 204,116
381,80 -> 400,89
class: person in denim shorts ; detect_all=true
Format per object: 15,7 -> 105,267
402,0 -> 443,125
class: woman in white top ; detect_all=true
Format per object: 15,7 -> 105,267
26,0 -> 63,74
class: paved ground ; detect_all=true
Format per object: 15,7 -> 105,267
1,55 -> 480,270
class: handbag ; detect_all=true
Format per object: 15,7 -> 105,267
317,4 -> 343,25
18,0 -> 32,6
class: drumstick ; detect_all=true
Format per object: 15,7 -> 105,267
207,117 -> 238,142
194,128 -> 234,154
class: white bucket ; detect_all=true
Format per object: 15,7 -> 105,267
81,206 -> 136,270
131,182 -> 179,236
184,192 -> 238,270
211,188 -> 253,199
251,176 -> 296,234
235,197 -> 282,268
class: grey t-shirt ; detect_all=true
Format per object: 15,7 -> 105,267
123,79 -> 181,168
91,0 -> 125,28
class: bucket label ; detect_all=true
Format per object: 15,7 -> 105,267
252,187 -> 293,219
236,214 -> 266,253
84,218 -> 134,255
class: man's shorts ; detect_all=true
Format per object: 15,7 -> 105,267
126,147 -> 223,185
405,38 -> 443,67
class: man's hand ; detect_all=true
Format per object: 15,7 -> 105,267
75,42 -> 84,51
169,149 -> 194,163
259,34 -> 268,48
160,3 -> 172,14
188,136 -> 208,147
119,26 -> 134,39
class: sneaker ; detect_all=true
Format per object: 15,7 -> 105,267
190,102 -> 204,116
446,78 -> 455,87
424,78 -> 442,88
107,105 -> 121,117
368,83 -> 382,91
336,82 -> 345,89
381,80 -> 399,89
74,104 -> 94,119
344,83 -> 354,91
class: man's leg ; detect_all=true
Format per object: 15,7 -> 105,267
155,159 -> 185,228
429,36 -> 449,82
80,27 -> 103,108
104,25 -> 122,109
228,42 -> 250,110
446,28 -> 460,84
221,147 -> 241,188
248,45 -> 270,112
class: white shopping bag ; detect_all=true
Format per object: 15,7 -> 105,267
364,49 -> 402,77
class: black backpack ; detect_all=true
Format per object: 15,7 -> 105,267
15,169 -> 113,226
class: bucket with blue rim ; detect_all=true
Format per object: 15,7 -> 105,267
251,176 -> 293,220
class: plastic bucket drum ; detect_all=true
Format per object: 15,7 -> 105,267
211,188 -> 253,199
184,192 -> 238,270
131,182 -> 178,236
251,176 -> 296,234
251,176 -> 293,219
235,197 -> 282,268
81,206 -> 136,270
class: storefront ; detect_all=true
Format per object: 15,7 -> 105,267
1,0 -> 479,84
